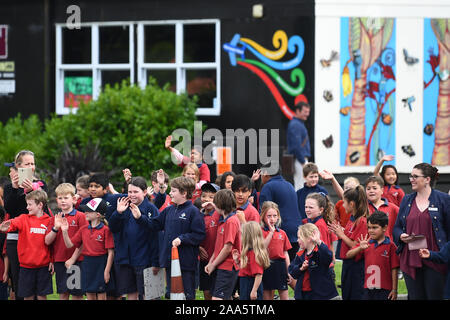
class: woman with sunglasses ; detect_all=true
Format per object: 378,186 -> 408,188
393,163 -> 450,300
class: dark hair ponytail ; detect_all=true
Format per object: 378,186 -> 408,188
413,163 -> 439,188
306,192 -> 335,224
343,185 -> 368,220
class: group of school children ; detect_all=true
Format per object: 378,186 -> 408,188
0,144 -> 449,301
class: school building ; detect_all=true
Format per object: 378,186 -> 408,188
0,0 -> 449,196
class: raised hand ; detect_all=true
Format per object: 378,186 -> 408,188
165,135 -> 172,149
0,220 -> 11,232
129,203 -> 141,219
116,197 -> 130,214
311,229 -> 322,245
54,212 -> 64,229
319,169 -> 334,181
122,168 -> 132,183
358,234 -> 370,250
9,168 -> 19,189
382,155 -> 395,162
251,169 -> 261,181
60,217 -> 69,232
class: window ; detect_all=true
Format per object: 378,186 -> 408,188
55,22 -> 134,114
56,20 -> 220,116
137,20 -> 221,115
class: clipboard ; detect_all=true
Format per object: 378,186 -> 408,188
407,234 -> 427,250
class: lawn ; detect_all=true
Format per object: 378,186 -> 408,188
46,260 -> 407,300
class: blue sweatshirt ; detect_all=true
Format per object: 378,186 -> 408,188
259,175 -> 302,243
296,184 -> 328,220
143,200 -> 205,271
288,242 -> 338,300
109,197 -> 160,267
287,117 -> 310,164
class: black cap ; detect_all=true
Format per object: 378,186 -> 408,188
201,183 -> 220,193
79,198 -> 108,216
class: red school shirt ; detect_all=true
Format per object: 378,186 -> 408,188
237,201 -> 260,223
368,199 -> 399,240
70,222 -> 114,256
7,213 -> 52,268
46,209 -> 88,262
335,200 -> 351,228
238,249 -> 264,277
359,238 -> 400,291
262,226 -> 292,260
200,210 -> 221,261
213,212 -> 241,271
339,216 -> 368,261
382,185 -> 405,208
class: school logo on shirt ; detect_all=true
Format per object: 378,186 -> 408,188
70,220 -> 77,227
179,212 -> 187,220
381,250 -> 389,258
219,227 -> 224,234
210,220 -> 216,227
95,235 -> 103,242
147,211 -> 153,218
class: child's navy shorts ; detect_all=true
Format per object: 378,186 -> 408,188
114,264 -> 147,296
82,255 -> 108,293
18,266 -> 53,298
54,261 -> 84,296
211,268 -> 238,300
262,258 -> 288,291
198,260 -> 214,292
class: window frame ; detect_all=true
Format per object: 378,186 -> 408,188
136,19 -> 221,116
55,21 -> 135,115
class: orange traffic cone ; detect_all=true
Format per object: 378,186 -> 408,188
170,246 -> 185,300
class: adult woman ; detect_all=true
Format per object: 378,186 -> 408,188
3,150 -> 48,299
393,163 -> 450,300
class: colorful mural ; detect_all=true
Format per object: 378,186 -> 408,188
223,30 -> 307,119
424,18 -> 450,166
340,18 -> 396,166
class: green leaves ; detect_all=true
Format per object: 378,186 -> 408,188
1,79 -> 199,185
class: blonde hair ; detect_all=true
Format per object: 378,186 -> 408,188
14,150 -> 35,166
240,221 -> 270,270
182,163 -> 200,183
260,201 -> 281,228
297,223 -> 319,242
343,176 -> 360,187
55,183 -> 76,197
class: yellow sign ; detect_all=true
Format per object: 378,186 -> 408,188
0,61 -> 14,72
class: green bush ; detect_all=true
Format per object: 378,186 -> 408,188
1,79 -> 200,186
0,114 -> 44,177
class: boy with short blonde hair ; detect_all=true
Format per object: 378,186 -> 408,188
45,182 -> 87,300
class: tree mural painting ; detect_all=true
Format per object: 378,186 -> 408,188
424,18 -> 450,166
341,18 -> 395,166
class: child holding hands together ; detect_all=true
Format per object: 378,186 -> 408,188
288,223 -> 338,300
59,198 -> 114,300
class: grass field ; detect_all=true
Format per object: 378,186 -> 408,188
45,260 -> 407,300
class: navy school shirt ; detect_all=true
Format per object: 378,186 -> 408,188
288,242 -> 338,300
142,200 -> 205,271
109,197 -> 160,267
259,175 -> 302,243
